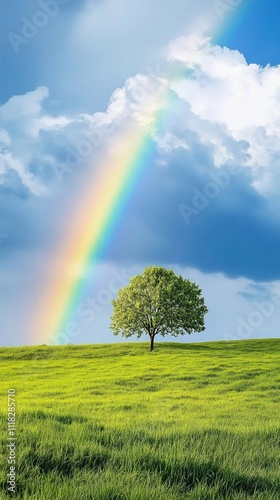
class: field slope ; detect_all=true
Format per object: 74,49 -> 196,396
0,339 -> 279,499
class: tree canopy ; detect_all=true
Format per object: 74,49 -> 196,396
110,266 -> 208,351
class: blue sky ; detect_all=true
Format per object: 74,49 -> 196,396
1,0 -> 280,346
215,0 -> 280,66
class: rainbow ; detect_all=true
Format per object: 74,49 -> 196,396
34,92 -> 168,344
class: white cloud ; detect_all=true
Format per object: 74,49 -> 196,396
0,152 -> 44,194
1,32 -> 280,202
167,33 -> 280,177
0,87 -> 49,121
0,70 -> 171,193
0,87 -> 73,194
36,115 -> 73,133
0,86 -> 72,137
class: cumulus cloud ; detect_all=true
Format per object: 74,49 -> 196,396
5,32 -> 280,197
1,32 -> 280,282
0,87 -> 73,194
167,33 -> 280,183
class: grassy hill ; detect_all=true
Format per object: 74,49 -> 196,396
0,339 -> 279,499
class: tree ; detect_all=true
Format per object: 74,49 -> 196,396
110,266 -> 208,351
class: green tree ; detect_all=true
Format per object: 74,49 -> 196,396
110,266 -> 208,351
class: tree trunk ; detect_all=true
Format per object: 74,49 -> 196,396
149,335 -> 155,352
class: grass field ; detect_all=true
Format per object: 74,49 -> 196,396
0,339 -> 279,499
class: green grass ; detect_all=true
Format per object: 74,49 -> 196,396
0,339 -> 279,499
